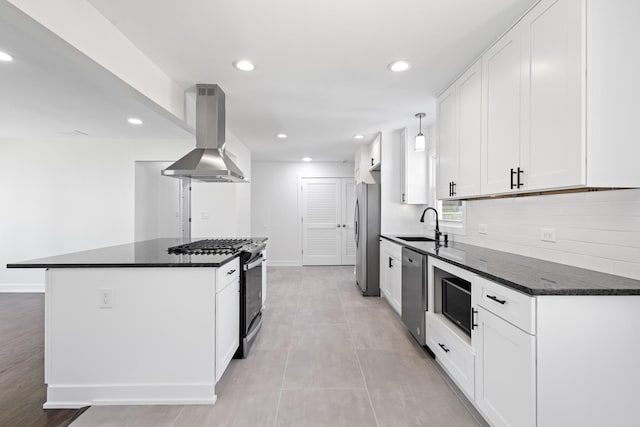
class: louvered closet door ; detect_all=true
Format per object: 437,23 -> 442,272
341,179 -> 356,265
302,178 -> 342,265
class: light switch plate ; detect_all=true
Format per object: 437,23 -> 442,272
540,228 -> 557,243
479,224 -> 488,234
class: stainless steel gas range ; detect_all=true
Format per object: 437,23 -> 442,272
168,238 -> 266,358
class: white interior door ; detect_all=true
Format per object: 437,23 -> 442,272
302,178 -> 342,265
341,179 -> 356,265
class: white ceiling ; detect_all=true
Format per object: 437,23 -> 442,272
0,1 -> 194,140
87,0 -> 536,161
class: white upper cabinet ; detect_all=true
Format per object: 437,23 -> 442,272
455,60 -> 483,198
437,60 -> 482,200
438,0 -> 640,199
400,127 -> 428,204
369,133 -> 381,171
481,26 -> 522,195
519,0 -> 584,191
436,85 -> 458,200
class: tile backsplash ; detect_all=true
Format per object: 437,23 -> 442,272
454,189 -> 640,280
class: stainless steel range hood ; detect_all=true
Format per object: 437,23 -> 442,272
162,84 -> 248,183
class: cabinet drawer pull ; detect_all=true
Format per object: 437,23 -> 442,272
227,269 -> 237,275
438,343 -> 450,353
486,294 -> 506,305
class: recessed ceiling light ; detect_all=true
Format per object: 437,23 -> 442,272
388,60 -> 411,72
276,133 -> 287,139
233,59 -> 255,71
353,134 -> 364,140
301,157 -> 312,162
127,117 -> 143,125
0,51 -> 14,62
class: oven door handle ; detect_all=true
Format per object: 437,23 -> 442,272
244,255 -> 264,271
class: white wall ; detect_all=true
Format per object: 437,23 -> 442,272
192,132 -> 252,237
454,189 -> 640,280
380,124 -> 434,235
1,132 -> 251,289
251,161 -> 354,265
134,161 -> 180,241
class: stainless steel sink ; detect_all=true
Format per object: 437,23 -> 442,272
396,236 -> 434,242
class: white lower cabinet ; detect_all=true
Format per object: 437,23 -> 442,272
474,307 -> 536,427
426,314 -> 475,400
380,240 -> 402,315
428,256 -> 536,427
215,277 -> 240,382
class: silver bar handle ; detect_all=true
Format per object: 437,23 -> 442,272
244,255 -> 263,271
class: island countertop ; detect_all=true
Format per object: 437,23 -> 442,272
382,235 -> 640,296
6,237 -> 268,269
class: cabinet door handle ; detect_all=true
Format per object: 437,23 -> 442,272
389,257 -> 393,268
452,181 -> 456,196
371,158 -> 374,166
517,167 -> 524,188
486,294 -> 506,305
471,307 -> 478,330
510,168 -> 516,189
227,269 -> 236,275
402,193 -> 406,203
438,343 -> 450,353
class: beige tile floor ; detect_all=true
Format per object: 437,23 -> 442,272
71,266 -> 486,427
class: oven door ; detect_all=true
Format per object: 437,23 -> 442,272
244,253 -> 263,333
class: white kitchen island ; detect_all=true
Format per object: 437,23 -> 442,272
8,238 -> 249,409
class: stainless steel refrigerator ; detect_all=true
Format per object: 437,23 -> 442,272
354,182 -> 381,296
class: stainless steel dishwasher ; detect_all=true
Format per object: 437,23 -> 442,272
401,247 -> 427,346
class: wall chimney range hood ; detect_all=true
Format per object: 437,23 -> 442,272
162,84 -> 248,183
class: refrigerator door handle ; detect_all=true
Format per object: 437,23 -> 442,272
354,200 -> 359,247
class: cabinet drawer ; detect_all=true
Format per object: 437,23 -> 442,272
380,239 -> 403,260
427,315 -> 475,399
216,257 -> 240,292
474,276 -> 535,334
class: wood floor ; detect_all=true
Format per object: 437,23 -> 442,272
0,293 -> 87,427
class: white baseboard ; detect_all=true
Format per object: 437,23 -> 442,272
0,283 -> 45,293
266,260 -> 301,267
44,383 -> 217,409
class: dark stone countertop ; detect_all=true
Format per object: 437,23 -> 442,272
7,237 -> 268,269
381,235 -> 640,296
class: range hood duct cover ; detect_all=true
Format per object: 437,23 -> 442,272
162,84 -> 247,183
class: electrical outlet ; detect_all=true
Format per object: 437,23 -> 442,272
99,289 -> 113,309
479,224 -> 488,234
540,228 -> 557,243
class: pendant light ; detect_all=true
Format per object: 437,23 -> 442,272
415,113 -> 426,152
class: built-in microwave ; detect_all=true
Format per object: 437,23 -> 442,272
442,277 -> 472,336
